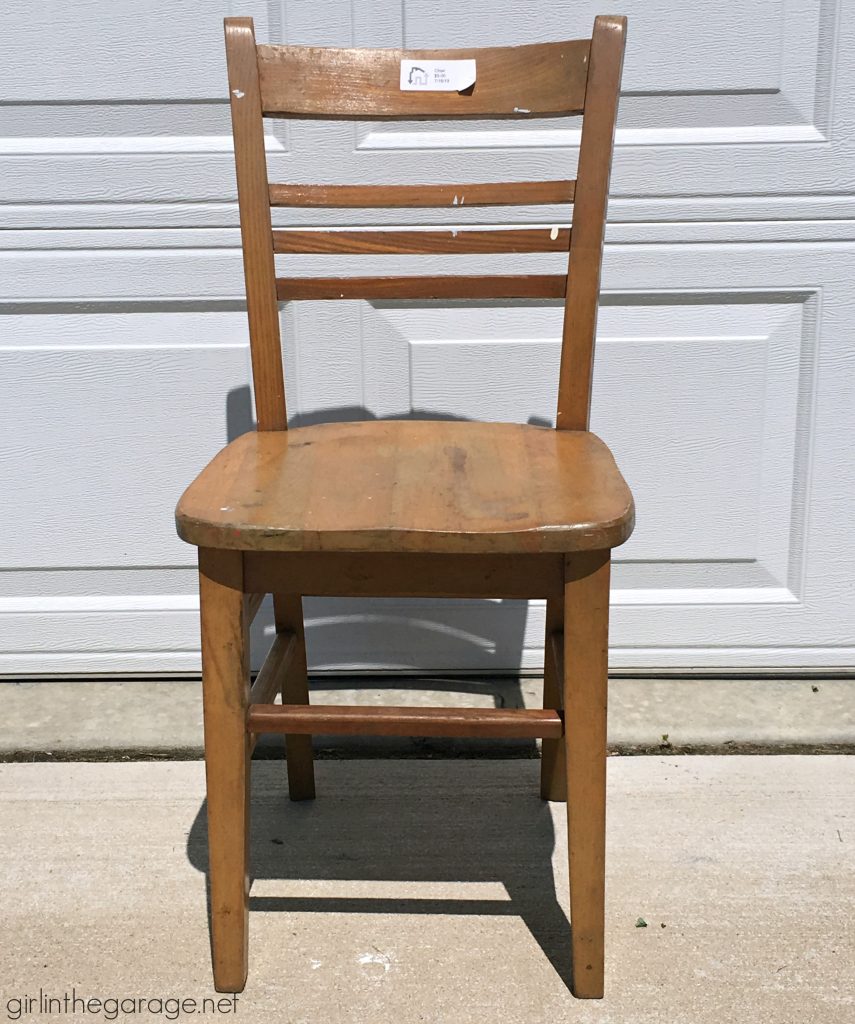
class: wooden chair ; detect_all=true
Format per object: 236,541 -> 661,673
175,14 -> 632,998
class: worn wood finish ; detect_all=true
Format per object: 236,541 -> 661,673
557,15 -> 627,431
276,275 -> 567,301
563,550 -> 611,998
268,180 -> 575,208
257,40 -> 590,119
272,593 -> 315,801
176,421 -> 634,555
224,18 -> 286,431
198,548 -> 249,993
272,227 -> 571,255
248,703 -> 564,739
244,551 -> 564,599
248,630 -> 295,705
540,620 -> 567,801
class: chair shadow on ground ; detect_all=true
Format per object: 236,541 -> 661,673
186,388 -> 573,990
186,762 -> 574,990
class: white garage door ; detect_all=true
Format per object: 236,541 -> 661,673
2,1 -> 853,675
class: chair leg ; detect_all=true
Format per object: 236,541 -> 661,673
273,594 -> 316,801
562,550 -> 610,999
540,594 -> 567,801
199,548 -> 251,994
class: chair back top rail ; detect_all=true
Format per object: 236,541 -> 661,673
257,41 -> 590,119
224,15 -> 627,431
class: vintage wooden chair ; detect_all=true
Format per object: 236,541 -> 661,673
175,14 -> 632,998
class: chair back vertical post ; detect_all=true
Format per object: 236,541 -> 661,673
224,18 -> 287,431
556,15 -> 626,431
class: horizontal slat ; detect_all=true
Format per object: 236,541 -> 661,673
276,275 -> 567,301
247,704 -> 564,739
268,181 -> 575,208
248,631 -> 296,705
243,551 -> 565,600
272,227 -> 570,255
257,41 -> 589,118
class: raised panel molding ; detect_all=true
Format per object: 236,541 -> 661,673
357,125 -> 827,151
0,134 -> 288,157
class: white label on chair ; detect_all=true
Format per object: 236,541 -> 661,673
400,59 -> 476,92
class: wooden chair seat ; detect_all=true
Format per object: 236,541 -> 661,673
176,420 -> 634,555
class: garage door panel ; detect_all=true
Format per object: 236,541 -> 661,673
0,309 -> 251,569
1,2 -> 853,674
356,0 -> 828,154
362,291 -> 808,585
0,1 -> 273,102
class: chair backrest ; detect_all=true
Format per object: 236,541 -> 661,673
224,15 -> 626,432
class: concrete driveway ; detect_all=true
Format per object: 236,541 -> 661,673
0,756 -> 852,1024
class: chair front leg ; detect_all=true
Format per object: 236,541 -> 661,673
563,550 -> 611,998
273,593 -> 316,801
199,548 -> 251,993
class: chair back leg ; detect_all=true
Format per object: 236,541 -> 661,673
540,593 -> 567,801
273,593 -> 316,800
